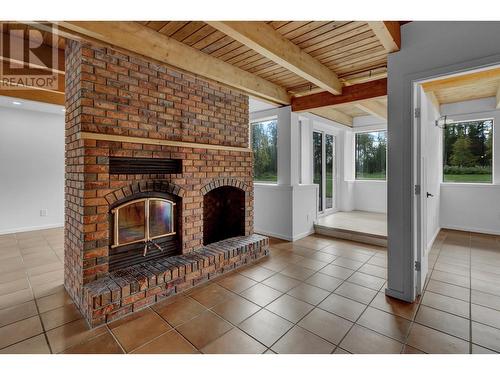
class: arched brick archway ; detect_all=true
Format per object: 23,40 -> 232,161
104,180 -> 186,207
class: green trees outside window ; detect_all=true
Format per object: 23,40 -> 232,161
252,119 -> 278,183
443,119 -> 493,183
355,131 -> 387,180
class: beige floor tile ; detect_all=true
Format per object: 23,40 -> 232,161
335,282 -> 377,304
176,310 -> 232,349
240,283 -> 283,307
333,347 -> 350,354
109,308 -> 171,352
347,272 -> 385,291
431,270 -> 469,288
0,288 -> 33,310
266,294 -> 314,323
425,279 -> 470,302
36,290 -> 73,313
151,295 -> 206,327
472,303 -> 500,330
62,331 -> 124,354
299,258 -> 329,271
279,265 -> 316,281
369,292 -> 419,320
422,291 -> 469,318
32,280 -> 65,299
0,300 -> 38,328
472,277 -> 500,297
340,324 -> 403,354
309,251 -> 337,263
238,265 -> 275,282
132,330 -> 197,354
0,334 -> 50,354
262,273 -> 301,293
331,257 -> 364,270
271,326 -> 335,354
358,263 -> 387,279
211,295 -> 260,325
201,328 -> 266,354
216,273 -> 257,293
471,289 -> 500,311
319,264 -> 354,280
189,283 -> 235,308
286,283 -> 330,305
0,315 -> 44,350
407,323 -> 469,354
415,305 -> 470,340
239,309 -> 293,347
402,345 -> 425,354
0,270 -> 27,284
304,273 -> 343,292
298,308 -> 352,345
40,303 -> 82,331
472,321 -> 500,352
318,293 -> 366,322
0,277 -> 30,297
357,307 -> 412,342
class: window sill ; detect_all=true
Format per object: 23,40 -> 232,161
440,182 -> 499,188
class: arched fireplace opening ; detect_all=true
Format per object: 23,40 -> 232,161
203,186 -> 245,245
109,191 -> 181,271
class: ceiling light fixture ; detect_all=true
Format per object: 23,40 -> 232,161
12,101 -> 22,105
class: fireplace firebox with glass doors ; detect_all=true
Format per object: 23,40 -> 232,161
109,193 -> 181,272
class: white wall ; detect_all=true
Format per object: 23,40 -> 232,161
0,98 -> 65,234
387,21 -> 500,302
439,97 -> 500,235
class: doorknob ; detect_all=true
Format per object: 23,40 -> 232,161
426,192 -> 434,198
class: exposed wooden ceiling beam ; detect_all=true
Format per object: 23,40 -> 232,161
0,89 -> 64,105
421,67 -> 500,92
53,21 -> 290,105
309,107 -> 353,127
496,85 -> 500,109
207,21 -> 342,95
291,78 -> 387,112
355,100 -> 387,120
367,21 -> 401,53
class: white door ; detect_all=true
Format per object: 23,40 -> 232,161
313,131 -> 336,214
414,85 -> 429,295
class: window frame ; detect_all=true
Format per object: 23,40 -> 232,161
354,129 -> 388,181
250,116 -> 278,184
441,117 -> 494,185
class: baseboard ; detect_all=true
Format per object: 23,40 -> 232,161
441,224 -> 500,236
292,229 -> 315,241
254,229 -> 292,242
426,227 -> 441,252
0,223 -> 63,235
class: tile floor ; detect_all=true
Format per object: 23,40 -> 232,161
1,227 -> 500,354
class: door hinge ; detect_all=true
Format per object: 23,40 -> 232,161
414,108 -> 421,118
414,184 -> 421,195
415,261 -> 421,271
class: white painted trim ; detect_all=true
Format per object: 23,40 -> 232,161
441,225 -> 500,236
0,223 -> 63,235
254,229 -> 292,242
426,226 -> 441,252
292,229 -> 316,241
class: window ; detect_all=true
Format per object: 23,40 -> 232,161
443,119 -> 493,183
355,130 -> 387,180
251,119 -> 278,183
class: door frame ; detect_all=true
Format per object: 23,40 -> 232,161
312,128 -> 337,216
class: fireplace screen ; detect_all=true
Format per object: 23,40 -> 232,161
112,198 -> 175,248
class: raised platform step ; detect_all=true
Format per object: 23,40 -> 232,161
81,234 -> 269,327
314,224 -> 387,247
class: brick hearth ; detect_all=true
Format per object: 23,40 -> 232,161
64,39 -> 267,327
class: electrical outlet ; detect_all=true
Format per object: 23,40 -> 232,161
40,209 -> 48,217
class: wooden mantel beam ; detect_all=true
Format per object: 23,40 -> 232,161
367,21 -> 401,53
291,78 -> 387,112
54,21 -> 291,105
207,21 -> 342,95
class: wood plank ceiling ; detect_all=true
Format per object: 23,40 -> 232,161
1,21 -> 398,124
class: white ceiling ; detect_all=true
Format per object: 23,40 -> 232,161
0,95 -> 65,115
249,97 -> 279,114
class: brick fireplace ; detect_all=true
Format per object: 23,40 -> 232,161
64,40 -> 268,327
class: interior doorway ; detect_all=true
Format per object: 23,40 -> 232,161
313,130 -> 336,214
